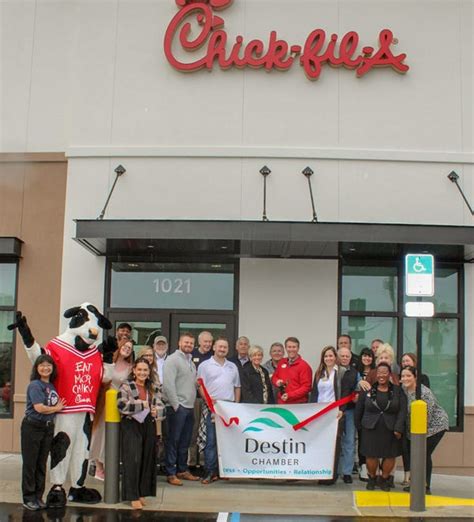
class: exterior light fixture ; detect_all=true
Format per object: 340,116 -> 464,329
302,166 -> 318,222
260,165 -> 271,221
447,171 -> 474,215
97,165 -> 127,220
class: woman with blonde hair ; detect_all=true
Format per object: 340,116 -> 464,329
241,345 -> 274,404
366,344 -> 400,385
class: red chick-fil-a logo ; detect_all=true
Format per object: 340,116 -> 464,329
164,0 -> 409,80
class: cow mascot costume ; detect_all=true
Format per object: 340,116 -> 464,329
9,303 -> 112,508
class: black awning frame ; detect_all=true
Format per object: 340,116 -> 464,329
73,220 -> 473,261
0,237 -> 23,258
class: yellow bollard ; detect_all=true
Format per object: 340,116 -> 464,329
410,400 -> 427,512
411,400 -> 427,434
105,389 -> 121,423
104,389 -> 121,503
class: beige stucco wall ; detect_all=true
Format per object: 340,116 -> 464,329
0,153 -> 67,452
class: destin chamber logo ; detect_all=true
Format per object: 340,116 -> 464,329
242,407 -> 308,433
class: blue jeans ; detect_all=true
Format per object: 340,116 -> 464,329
164,405 -> 194,476
339,408 -> 356,476
204,412 -> 218,475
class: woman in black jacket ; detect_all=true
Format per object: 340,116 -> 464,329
240,345 -> 274,404
355,362 -> 407,491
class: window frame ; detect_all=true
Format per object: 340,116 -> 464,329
0,258 -> 19,419
103,256 -> 240,352
338,258 -> 464,432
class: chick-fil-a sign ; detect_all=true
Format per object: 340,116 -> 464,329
164,0 -> 409,80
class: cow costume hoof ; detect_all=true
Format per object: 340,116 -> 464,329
46,486 -> 67,508
68,486 -> 102,504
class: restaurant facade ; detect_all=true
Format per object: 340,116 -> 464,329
0,0 -> 473,473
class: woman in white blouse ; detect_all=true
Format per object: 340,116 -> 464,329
310,345 -> 345,485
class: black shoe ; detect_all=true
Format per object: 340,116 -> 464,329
23,501 -> 40,511
343,474 -> 353,484
189,465 -> 203,477
366,476 -> 376,491
380,478 -> 390,492
403,485 -> 431,495
36,499 -> 47,509
352,464 -> 359,474
387,475 -> 395,488
319,478 -> 336,485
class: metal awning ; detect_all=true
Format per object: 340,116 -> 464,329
74,220 -> 473,261
0,237 -> 23,258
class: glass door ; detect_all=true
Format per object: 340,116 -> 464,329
107,311 -> 169,357
170,313 -> 236,353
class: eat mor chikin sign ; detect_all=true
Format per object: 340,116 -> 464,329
164,0 -> 410,80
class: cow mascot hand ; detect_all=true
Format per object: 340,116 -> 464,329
9,303 -> 112,508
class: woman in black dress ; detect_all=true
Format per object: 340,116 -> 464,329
355,362 -> 407,491
355,347 -> 375,482
240,345 -> 274,404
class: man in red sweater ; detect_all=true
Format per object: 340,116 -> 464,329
271,337 -> 312,404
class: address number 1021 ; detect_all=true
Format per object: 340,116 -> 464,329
153,278 -> 191,294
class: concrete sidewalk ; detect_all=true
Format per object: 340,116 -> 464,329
2,453 -> 473,518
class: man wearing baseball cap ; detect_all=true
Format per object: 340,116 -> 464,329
153,335 -> 168,385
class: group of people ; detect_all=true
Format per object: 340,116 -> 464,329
21,326 -> 449,511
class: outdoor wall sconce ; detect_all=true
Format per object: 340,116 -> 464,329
447,171 -> 474,216
97,165 -> 127,220
302,166 -> 318,222
260,165 -> 271,221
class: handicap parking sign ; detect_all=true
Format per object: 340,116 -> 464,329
405,254 -> 435,296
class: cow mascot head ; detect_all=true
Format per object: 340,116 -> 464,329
9,303 -> 112,508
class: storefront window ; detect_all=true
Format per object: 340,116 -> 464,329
0,262 -> 17,416
403,267 -> 458,313
340,316 -> 397,354
342,266 -> 398,312
403,318 -> 458,425
340,261 -> 462,429
0,264 -> 16,306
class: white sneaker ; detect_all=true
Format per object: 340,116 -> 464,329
359,464 -> 369,482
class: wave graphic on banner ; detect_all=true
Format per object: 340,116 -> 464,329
243,407 -> 308,433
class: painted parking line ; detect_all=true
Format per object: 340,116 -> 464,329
355,491 -> 474,507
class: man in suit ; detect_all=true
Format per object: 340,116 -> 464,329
188,331 -> 213,471
228,336 -> 250,369
338,346 -> 359,484
338,334 -> 359,370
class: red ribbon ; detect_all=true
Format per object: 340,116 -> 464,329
198,378 -> 355,431
197,378 -> 240,426
293,392 -> 357,431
